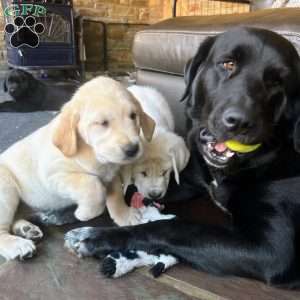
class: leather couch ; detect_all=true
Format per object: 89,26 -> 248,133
132,6 -> 300,135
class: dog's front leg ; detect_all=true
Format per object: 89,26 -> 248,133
106,176 -> 142,226
65,216 -> 292,284
47,172 -> 106,221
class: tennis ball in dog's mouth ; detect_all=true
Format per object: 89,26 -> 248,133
225,140 -> 262,153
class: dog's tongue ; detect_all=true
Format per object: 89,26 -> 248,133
214,142 -> 228,153
131,192 -> 144,209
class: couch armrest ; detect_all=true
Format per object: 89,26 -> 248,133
249,0 -> 275,11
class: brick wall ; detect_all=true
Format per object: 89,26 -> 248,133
73,0 -> 150,73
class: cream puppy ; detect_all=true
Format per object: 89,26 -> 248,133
122,86 -> 190,202
0,77 -> 155,261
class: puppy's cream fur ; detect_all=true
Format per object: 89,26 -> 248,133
0,77 -> 155,261
122,86 -> 190,200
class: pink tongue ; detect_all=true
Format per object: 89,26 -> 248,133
131,192 -> 144,209
214,142 -> 227,153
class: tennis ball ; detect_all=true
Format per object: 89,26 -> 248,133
225,140 -> 261,153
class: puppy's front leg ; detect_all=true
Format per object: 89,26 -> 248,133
47,172 -> 106,221
106,176 -> 142,226
0,168 -> 36,260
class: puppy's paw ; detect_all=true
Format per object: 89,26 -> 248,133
13,220 -> 43,241
127,207 -> 144,225
75,203 -> 105,222
139,207 -> 176,223
114,207 -> 143,226
0,235 -> 36,261
64,227 -> 95,258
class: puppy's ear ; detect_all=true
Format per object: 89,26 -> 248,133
129,93 -> 156,142
168,135 -> 190,184
180,36 -> 216,101
140,111 -> 156,142
52,104 -> 79,157
3,78 -> 7,93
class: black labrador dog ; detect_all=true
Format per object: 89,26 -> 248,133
2,69 -> 76,112
64,27 -> 300,288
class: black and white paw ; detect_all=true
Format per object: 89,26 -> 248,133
149,262 -> 166,278
101,256 -> 117,277
64,227 -> 95,258
29,206 -> 77,226
100,250 -> 178,278
13,220 -> 43,242
101,250 -> 139,278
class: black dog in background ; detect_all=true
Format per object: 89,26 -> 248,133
64,27 -> 300,288
2,69 -> 77,112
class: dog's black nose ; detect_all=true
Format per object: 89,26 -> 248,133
123,143 -> 139,158
222,109 -> 251,131
149,191 -> 162,199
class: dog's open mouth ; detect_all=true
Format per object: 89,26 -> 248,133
202,141 -> 235,168
199,128 -> 261,169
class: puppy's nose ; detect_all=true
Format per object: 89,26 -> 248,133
149,191 -> 162,199
222,109 -> 251,131
123,143 -> 139,158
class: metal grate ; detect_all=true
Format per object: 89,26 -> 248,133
173,0 -> 250,17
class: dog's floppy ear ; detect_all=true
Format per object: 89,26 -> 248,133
3,78 -> 7,93
52,103 -> 80,157
168,135 -> 190,184
294,118 -> 300,153
129,93 -> 156,142
140,111 -> 155,142
286,58 -> 300,153
180,36 -> 216,102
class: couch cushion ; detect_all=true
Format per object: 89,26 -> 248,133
133,8 -> 300,76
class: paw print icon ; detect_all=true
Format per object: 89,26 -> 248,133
5,16 -> 45,48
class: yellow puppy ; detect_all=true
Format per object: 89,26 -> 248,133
0,76 -> 155,261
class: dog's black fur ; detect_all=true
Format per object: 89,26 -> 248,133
65,27 -> 300,288
2,69 -> 76,112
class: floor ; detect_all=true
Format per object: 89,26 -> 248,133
0,71 -> 300,299
1,209 -> 300,300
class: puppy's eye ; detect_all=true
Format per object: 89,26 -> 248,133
222,60 -> 236,72
141,171 -> 147,177
101,120 -> 109,127
130,112 -> 137,120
